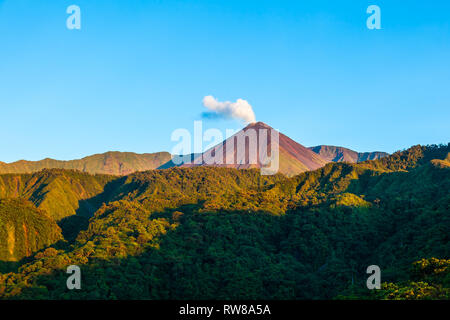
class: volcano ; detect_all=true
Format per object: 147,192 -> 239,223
181,122 -> 329,176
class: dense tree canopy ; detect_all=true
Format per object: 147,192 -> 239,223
0,144 -> 448,299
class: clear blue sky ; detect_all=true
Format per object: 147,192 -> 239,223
0,0 -> 449,162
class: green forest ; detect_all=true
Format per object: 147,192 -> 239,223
0,144 -> 449,299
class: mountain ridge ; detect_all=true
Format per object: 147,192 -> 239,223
0,143 -> 448,298
0,123 -> 390,176
0,151 -> 171,176
309,145 -> 388,163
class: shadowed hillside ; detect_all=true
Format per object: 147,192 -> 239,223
0,169 -> 117,221
0,143 -> 448,299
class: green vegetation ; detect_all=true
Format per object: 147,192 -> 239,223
0,169 -> 116,221
0,199 -> 61,262
0,144 -> 448,299
0,151 -> 171,176
378,258 -> 450,300
338,258 -> 450,300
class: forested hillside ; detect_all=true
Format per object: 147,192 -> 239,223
0,199 -> 62,262
0,170 -> 115,221
0,144 -> 448,299
0,151 -> 171,176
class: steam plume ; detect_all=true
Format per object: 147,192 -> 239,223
202,95 -> 256,124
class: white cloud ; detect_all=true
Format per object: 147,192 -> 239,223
202,95 -> 256,124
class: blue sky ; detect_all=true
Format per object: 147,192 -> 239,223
0,0 -> 449,162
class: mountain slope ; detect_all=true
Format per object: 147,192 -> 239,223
181,122 -> 329,176
0,151 -> 171,176
0,199 -> 62,261
309,145 -> 388,163
0,169 -> 116,221
0,144 -> 448,299
157,153 -> 202,169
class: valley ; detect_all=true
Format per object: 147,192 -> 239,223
0,143 -> 448,299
